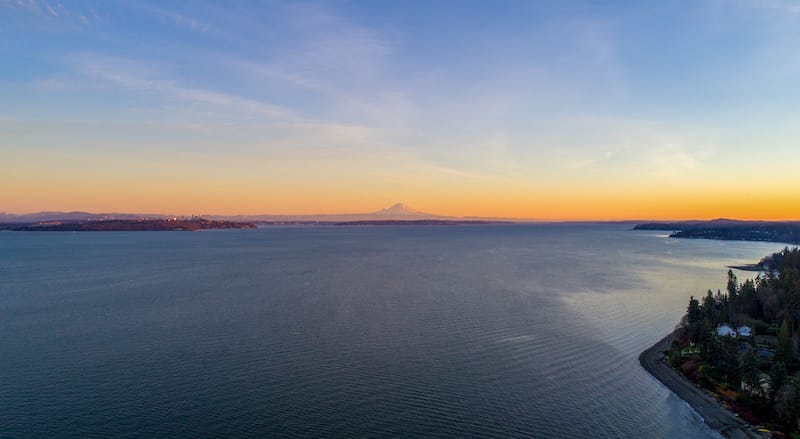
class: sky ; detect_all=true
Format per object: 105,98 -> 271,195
2,0 -> 800,220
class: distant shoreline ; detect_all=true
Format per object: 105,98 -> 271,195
0,218 -> 256,232
639,330 -> 766,439
333,220 -> 513,226
0,218 -> 516,231
634,220 -> 800,245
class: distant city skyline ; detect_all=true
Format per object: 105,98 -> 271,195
3,1 -> 800,220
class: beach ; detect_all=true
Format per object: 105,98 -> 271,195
640,331 -> 767,439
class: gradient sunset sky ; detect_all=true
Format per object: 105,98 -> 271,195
2,0 -> 800,220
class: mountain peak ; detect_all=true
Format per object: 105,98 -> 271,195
372,202 -> 441,218
382,202 -> 416,213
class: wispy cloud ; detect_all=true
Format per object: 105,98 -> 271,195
729,0 -> 800,15
4,0 -> 44,15
428,166 -> 485,180
2,0 -> 100,26
71,54 -> 294,120
43,1 -> 56,16
124,2 -> 212,33
101,1 -> 411,130
559,116 -> 718,178
230,3 -> 407,128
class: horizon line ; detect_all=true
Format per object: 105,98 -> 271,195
2,209 -> 800,224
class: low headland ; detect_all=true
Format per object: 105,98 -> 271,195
642,247 -> 800,438
635,220 -> 800,244
333,219 -> 513,226
0,217 -> 256,231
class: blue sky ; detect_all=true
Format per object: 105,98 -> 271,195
2,0 -> 800,218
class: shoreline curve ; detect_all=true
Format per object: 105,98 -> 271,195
639,330 -> 767,439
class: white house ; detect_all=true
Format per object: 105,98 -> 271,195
717,323 -> 737,337
738,325 -> 752,337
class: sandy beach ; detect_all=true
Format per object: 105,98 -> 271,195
640,330 -> 767,439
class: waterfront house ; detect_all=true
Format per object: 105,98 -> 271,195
717,323 -> 736,337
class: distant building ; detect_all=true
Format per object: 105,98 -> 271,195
717,323 -> 737,337
738,325 -> 752,337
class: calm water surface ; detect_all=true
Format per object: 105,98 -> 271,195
0,224 -> 786,437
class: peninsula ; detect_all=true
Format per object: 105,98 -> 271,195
0,217 -> 256,232
634,220 -> 800,244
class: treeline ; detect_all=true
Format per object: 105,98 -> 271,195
671,226 -> 800,244
686,247 -> 800,333
634,220 -> 800,244
675,247 -> 800,430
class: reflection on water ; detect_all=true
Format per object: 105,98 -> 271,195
0,225 -> 783,437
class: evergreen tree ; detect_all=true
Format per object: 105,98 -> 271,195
741,349 -> 761,395
740,279 -> 758,319
702,290 -> 716,324
778,317 -> 795,370
727,270 -> 739,319
771,362 -> 788,402
687,296 -> 701,324
721,336 -> 741,386
686,296 -> 703,343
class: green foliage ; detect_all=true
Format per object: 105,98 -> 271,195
728,269 -> 739,296
669,349 -> 683,368
741,349 -> 761,394
750,319 -> 770,336
740,279 -> 759,318
679,247 -> 800,428
702,290 -> 717,324
777,318 -> 797,372
687,296 -> 701,325
697,364 -> 714,390
774,376 -> 800,429
771,362 -> 789,402
720,336 -> 741,386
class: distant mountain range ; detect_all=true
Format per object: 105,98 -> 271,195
0,203 -> 516,223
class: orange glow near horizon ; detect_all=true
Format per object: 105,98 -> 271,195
8,138 -> 797,221
3,132 -> 800,222
4,173 -> 800,221
5,1 -> 800,224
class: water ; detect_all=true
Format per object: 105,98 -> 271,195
0,224 -> 786,438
